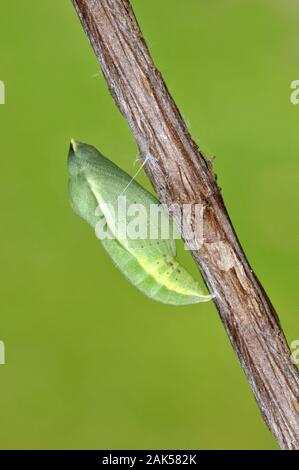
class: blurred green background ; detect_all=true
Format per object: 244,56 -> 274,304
0,0 -> 298,450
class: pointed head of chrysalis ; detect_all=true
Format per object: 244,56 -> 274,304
68,139 -> 112,178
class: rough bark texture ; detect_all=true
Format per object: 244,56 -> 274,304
71,0 -> 299,449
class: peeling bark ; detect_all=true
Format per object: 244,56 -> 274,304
71,0 -> 299,449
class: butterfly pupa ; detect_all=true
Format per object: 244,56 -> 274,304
68,140 -> 213,305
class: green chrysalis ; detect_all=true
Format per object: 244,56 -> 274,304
68,140 -> 213,305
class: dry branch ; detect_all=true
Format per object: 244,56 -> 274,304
71,0 -> 299,449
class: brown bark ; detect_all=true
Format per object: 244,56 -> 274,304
71,0 -> 299,449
